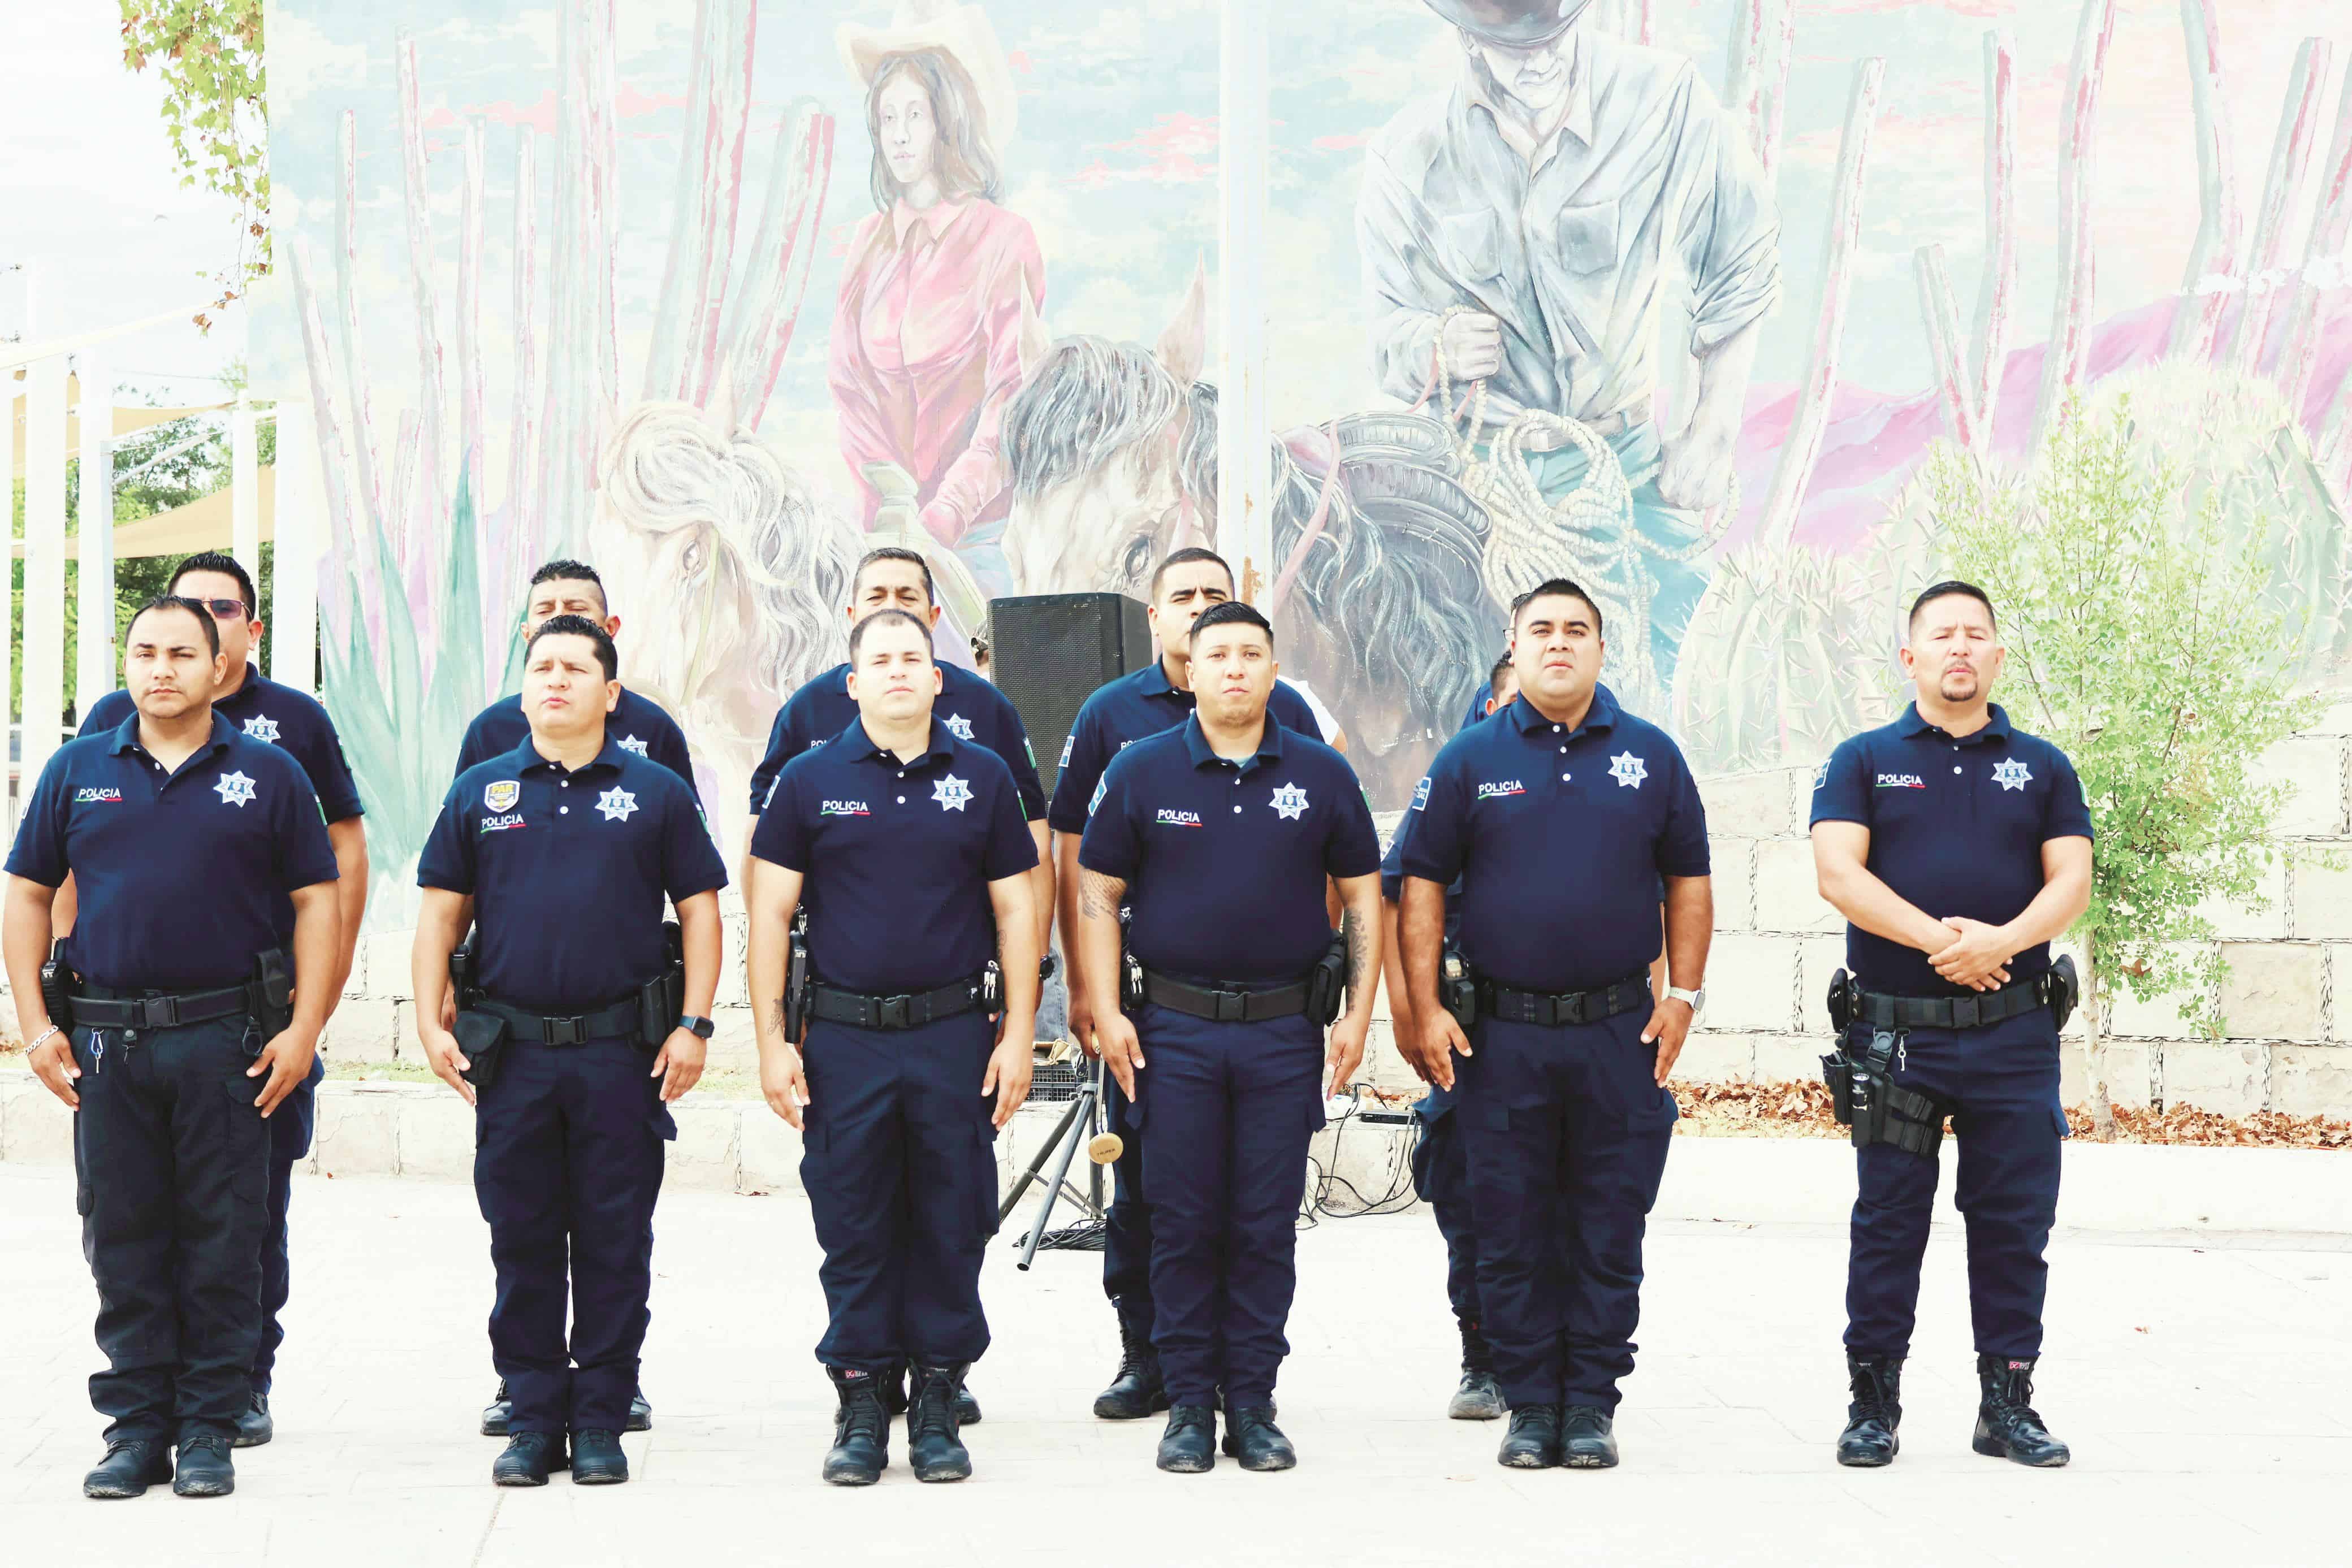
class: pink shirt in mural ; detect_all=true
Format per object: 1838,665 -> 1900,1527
828,197 -> 1046,546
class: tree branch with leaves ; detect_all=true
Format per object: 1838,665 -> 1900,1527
119,0 -> 267,326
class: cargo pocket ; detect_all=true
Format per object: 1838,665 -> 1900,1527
650,1102 -> 680,1142
2048,1104 -> 2073,1142
222,1078 -> 270,1206
974,1119 -> 1004,1242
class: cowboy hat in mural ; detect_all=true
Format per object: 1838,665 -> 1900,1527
838,1 -> 1019,151
1421,0 -> 1596,48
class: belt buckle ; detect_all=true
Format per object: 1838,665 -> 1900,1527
1949,995 -> 1981,1030
875,994 -> 913,1029
544,1016 -> 588,1046
1209,989 -> 1247,1023
137,995 -> 181,1029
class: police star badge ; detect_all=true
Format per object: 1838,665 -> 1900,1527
596,786 -> 639,822
934,774 -> 974,812
242,714 -> 281,744
1609,751 -> 1648,789
484,779 -> 521,812
1270,783 -> 1309,821
214,770 -> 258,808
944,713 -> 975,741
1991,758 -> 2033,792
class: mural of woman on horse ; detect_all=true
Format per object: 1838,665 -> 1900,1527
829,1 -> 1045,648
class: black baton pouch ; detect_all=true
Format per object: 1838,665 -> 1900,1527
2047,954 -> 2081,1031
1308,931 -> 1348,1025
1826,968 -> 1853,1032
252,948 -> 296,1038
455,1010 -> 512,1091
40,940 -> 75,1033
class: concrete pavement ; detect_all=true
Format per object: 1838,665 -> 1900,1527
2,1163 -> 2347,1566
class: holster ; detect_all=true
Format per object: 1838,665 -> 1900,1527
1823,1028 -> 1943,1158
250,948 -> 295,1039
637,921 -> 686,1049
455,1009 -> 512,1091
1121,942 -> 1146,1011
1303,930 -> 1348,1026
782,908 -> 811,1041
40,941 -> 74,1033
449,937 -> 481,1012
1826,968 -> 1854,1032
1439,946 -> 1477,1031
2047,953 -> 2081,1031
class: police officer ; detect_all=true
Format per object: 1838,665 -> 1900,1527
67,551 -> 369,1450
413,615 -> 727,1488
1379,651 -> 1517,1422
1077,600 -> 1383,1474
453,559 -> 697,789
1400,578 -> 1711,1471
459,558 -> 693,1439
5,595 -> 341,1500
745,608 -> 1040,1487
1809,581 -> 2091,1470
1048,546 -> 1329,1421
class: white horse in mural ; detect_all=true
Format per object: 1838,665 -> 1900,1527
590,400 -> 863,829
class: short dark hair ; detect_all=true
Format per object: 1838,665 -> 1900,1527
529,558 -> 607,614
1488,651 -> 1516,692
1511,577 -> 1603,638
854,546 -> 935,607
128,594 -> 222,658
170,551 -> 256,618
526,613 -> 618,681
848,607 -> 936,665
1190,599 -> 1273,648
1909,579 -> 1998,632
1150,545 -> 1234,601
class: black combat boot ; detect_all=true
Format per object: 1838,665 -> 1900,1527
906,1363 -> 973,1483
571,1428 -> 630,1484
1838,1354 -> 1903,1467
234,1391 -> 273,1448
1559,1406 -> 1619,1469
823,1367 -> 890,1486
1449,1321 -> 1506,1420
1220,1406 -> 1298,1471
1156,1405 -> 1217,1472
1094,1308 -> 1170,1420
491,1432 -> 564,1487
885,1360 -> 985,1424
626,1388 -> 653,1433
82,1440 -> 173,1500
171,1435 -> 236,1497
481,1379 -> 513,1437
1497,1404 -> 1562,1469
1973,1354 -> 2070,1467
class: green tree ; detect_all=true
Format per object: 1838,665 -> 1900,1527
119,0 -> 268,322
1930,397 -> 2325,1134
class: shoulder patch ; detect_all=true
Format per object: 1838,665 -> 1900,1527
1811,761 -> 1829,791
1411,776 -> 1431,812
1088,777 -> 1107,816
1059,733 -> 1075,769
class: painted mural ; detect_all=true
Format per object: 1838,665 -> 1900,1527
256,0 -> 2352,916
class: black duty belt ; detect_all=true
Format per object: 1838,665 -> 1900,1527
1852,976 -> 2049,1032
1477,973 -> 1650,1029
1142,969 -> 1311,1024
480,995 -> 648,1047
72,982 -> 258,1030
808,974 -> 986,1032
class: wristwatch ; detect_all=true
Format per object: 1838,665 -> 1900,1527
678,1015 -> 716,1040
1664,985 -> 1705,1017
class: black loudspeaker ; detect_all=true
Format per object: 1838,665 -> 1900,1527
989,593 -> 1153,796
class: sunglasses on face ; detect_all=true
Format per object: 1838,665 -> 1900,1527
195,598 -> 248,621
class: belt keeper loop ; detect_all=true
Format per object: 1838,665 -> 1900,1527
1951,996 -> 1979,1030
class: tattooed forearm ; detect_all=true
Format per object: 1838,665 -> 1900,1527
1341,908 -> 1372,994
1079,869 -> 1127,922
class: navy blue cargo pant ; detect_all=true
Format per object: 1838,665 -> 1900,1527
801,1011 -> 999,1372
1410,1084 -> 1481,1328
1131,1004 -> 1324,1409
1101,1076 -> 1156,1340
70,1014 -> 271,1445
474,1034 -> 672,1435
1459,1008 -> 1675,1412
251,1052 -> 325,1396
1844,1012 -> 2067,1359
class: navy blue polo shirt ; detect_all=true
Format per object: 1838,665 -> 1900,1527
7,712 -> 340,991
1810,703 -> 2092,997
1080,714 -> 1380,985
1403,688 -> 1707,993
82,666 -> 364,824
747,660 -> 1045,822
753,718 -> 1038,997
420,738 -> 727,1013
1047,663 -> 1322,834
454,688 -> 699,805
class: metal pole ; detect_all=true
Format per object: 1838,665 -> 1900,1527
272,399 -> 322,691
231,396 -> 261,584
75,356 -> 114,714
23,353 -> 69,791
1216,0 -> 1272,603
